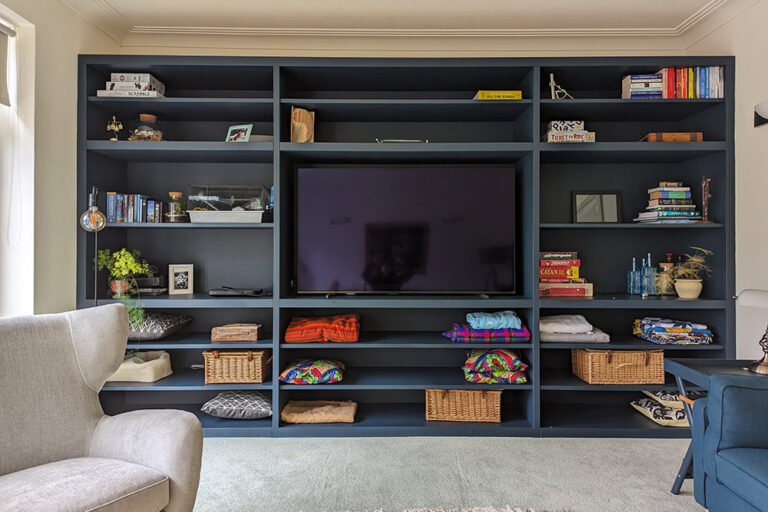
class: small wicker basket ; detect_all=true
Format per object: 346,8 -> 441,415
571,349 -> 664,385
425,389 -> 502,423
202,350 -> 272,384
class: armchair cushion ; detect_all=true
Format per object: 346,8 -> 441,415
0,457 -> 169,512
716,448 -> 768,511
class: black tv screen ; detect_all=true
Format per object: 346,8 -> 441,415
296,166 -> 516,294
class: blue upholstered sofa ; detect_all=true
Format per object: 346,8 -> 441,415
693,374 -> 768,512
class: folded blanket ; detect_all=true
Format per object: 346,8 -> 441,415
540,314 -> 593,334
633,318 -> 714,344
466,310 -> 521,330
284,314 -> 360,343
281,400 -> 357,423
463,349 -> 528,373
540,328 -> 611,343
442,324 -> 531,343
278,359 -> 345,384
463,369 -> 528,385
637,317 -> 708,331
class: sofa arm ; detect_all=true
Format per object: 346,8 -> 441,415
90,410 -> 203,512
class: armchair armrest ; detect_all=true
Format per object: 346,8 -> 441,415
90,409 -> 203,512
692,397 -> 709,505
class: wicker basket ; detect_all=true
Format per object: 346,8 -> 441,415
571,349 -> 664,385
425,389 -> 502,423
202,350 -> 272,384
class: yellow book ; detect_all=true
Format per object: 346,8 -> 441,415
473,90 -> 523,100
688,68 -> 694,99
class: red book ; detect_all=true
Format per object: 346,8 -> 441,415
539,287 -> 590,297
539,266 -> 579,280
667,68 -> 676,98
539,278 -> 573,283
540,259 -> 581,267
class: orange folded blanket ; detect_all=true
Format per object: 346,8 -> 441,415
281,400 -> 358,423
284,314 -> 360,343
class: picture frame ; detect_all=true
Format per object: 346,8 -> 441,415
572,190 -> 622,223
168,264 -> 194,295
225,124 -> 253,142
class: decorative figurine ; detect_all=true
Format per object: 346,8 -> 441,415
106,115 -> 123,141
549,73 -> 574,100
128,113 -> 163,141
697,176 -> 713,224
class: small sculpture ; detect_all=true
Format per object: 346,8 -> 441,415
106,115 -> 123,141
697,176 -> 713,224
549,73 -> 574,100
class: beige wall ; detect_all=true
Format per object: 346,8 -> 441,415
686,0 -> 768,358
1,0 -> 119,314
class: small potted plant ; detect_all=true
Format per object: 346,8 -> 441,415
97,248 -> 153,298
667,246 -> 713,299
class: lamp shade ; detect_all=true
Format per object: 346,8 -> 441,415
756,100 -> 768,127
738,289 -> 768,308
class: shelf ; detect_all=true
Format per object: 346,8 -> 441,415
87,96 -> 274,121
278,402 -> 533,435
106,222 -> 273,229
279,367 -> 533,390
541,335 -> 723,350
86,140 -> 274,163
278,296 -> 533,309
540,223 -> 723,230
538,141 -> 726,163
280,142 -> 533,161
540,403 -> 690,438
539,98 -> 724,122
539,293 -> 727,309
281,98 -> 532,121
281,331 -> 532,349
126,332 -> 273,350
86,293 -> 273,309
102,369 -> 273,391
540,368 -> 700,391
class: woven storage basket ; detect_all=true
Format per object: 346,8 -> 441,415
202,350 -> 271,384
425,389 -> 502,423
571,349 -> 664,385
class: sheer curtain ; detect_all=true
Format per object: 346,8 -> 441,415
0,21 -> 34,316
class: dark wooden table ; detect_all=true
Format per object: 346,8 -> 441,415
664,358 -> 758,495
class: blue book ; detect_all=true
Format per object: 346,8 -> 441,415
147,200 -> 155,223
106,192 -> 116,223
630,92 -> 663,98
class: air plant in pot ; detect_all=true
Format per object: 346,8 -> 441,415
656,247 -> 713,299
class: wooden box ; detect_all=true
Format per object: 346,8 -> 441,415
211,323 -> 262,342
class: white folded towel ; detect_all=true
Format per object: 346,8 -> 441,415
540,314 -> 594,334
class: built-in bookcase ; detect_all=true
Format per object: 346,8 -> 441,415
78,56 -> 734,437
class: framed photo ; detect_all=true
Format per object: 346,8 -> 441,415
572,190 -> 622,223
226,124 -> 253,142
168,264 -> 194,295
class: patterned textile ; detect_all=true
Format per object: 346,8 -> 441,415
284,314 -> 360,343
633,317 -> 713,344
463,368 -> 528,384
201,391 -> 272,419
442,324 -> 531,343
466,310 -> 522,330
642,389 -> 707,410
463,349 -> 528,373
128,312 -> 191,341
631,397 -> 689,427
278,359 -> 345,384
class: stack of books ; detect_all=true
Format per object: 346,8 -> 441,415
539,251 -> 594,297
106,192 -> 166,224
546,120 -> 596,143
97,73 -> 166,98
622,66 -> 724,99
633,181 -> 701,224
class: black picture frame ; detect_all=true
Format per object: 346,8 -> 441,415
572,190 -> 623,223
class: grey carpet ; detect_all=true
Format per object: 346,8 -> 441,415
194,437 -> 698,512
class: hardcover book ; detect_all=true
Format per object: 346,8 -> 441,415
540,259 -> 581,267
539,266 -> 580,279
540,251 -> 578,260
473,90 -> 522,100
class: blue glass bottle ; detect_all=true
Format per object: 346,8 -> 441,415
627,257 -> 638,294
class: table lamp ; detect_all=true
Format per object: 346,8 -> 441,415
738,289 -> 768,374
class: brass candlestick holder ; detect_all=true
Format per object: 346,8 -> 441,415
748,325 -> 768,375
107,115 -> 123,141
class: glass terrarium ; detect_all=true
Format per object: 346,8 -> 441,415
187,185 -> 270,223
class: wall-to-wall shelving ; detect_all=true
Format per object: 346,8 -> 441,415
78,55 -> 734,438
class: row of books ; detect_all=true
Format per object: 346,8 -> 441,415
633,181 -> 701,224
621,67 -> 724,99
106,192 -> 166,223
96,73 -> 166,98
538,251 -> 593,297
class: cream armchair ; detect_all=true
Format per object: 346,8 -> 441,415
0,304 -> 203,512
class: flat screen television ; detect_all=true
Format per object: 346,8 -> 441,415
295,166 -> 516,294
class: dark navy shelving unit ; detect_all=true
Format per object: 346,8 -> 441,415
78,55 -> 734,438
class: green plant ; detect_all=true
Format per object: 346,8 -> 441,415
97,248 -> 153,282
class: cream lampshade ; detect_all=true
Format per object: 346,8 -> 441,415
738,290 -> 768,374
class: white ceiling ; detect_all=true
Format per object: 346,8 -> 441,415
63,0 -> 740,40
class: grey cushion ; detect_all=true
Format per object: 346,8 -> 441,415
0,457 -> 169,512
129,312 -> 192,341
201,390 -> 272,419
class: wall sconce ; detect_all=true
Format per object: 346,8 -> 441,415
755,100 -> 768,127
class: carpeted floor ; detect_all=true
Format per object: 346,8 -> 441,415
194,437 -> 699,512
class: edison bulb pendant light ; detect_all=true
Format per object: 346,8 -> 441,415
79,186 -> 106,232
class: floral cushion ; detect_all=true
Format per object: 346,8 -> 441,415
631,397 -> 689,427
278,359 -> 345,385
641,389 -> 707,410
463,349 -> 528,373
